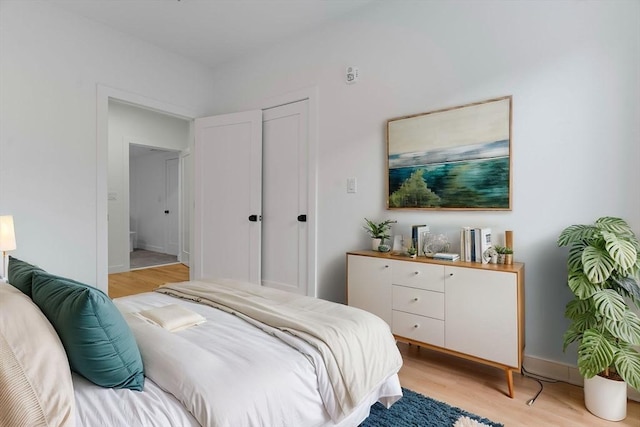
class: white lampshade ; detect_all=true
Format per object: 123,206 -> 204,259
0,215 -> 17,251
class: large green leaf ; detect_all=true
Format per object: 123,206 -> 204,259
582,246 -> 615,283
596,217 -> 633,236
567,244 -> 585,271
603,231 -> 638,272
563,327 -> 581,351
557,224 -> 599,247
578,329 -> 616,378
565,298 -> 592,319
592,289 -> 626,322
613,346 -> 640,391
568,272 -> 600,299
613,276 -> 640,302
573,312 -> 600,333
605,310 -> 640,345
565,315 -> 599,351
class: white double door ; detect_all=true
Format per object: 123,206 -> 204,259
193,100 -> 310,295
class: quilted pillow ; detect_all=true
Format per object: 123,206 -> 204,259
0,282 -> 75,427
7,255 -> 45,297
31,271 -> 145,391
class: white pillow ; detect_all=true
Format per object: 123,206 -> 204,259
0,282 -> 76,427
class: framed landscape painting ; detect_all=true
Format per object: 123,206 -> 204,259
387,96 -> 512,210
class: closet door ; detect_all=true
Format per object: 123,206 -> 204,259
261,100 -> 309,295
193,110 -> 262,284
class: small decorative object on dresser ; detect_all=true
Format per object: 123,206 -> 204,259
363,218 -> 397,250
482,246 -> 498,264
406,246 -> 417,258
557,216 -> 640,421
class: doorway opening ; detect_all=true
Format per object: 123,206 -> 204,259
106,98 -> 191,283
129,144 -> 180,270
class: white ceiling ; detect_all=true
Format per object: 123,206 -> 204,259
48,0 -> 373,69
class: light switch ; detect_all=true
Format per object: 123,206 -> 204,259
347,177 -> 357,193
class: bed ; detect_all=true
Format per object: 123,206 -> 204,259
0,257 -> 403,427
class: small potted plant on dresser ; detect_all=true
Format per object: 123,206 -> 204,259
557,216 -> 640,421
503,247 -> 514,265
406,245 -> 417,258
363,218 -> 396,251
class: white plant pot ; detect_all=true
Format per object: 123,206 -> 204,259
584,374 -> 627,421
371,238 -> 382,251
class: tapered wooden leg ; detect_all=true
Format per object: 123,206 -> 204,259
505,368 -> 514,398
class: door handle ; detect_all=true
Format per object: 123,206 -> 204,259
297,214 -> 307,222
248,214 -> 261,222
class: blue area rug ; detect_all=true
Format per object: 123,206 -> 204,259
360,388 -> 504,427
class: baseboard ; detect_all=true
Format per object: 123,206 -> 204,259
137,244 -> 164,253
523,355 -> 640,402
108,264 -> 127,274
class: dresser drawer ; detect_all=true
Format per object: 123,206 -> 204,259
392,310 -> 444,347
392,285 -> 444,319
391,261 -> 444,292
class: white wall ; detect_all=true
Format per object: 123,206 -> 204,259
0,2 -> 214,285
108,101 -> 189,272
204,0 -> 640,366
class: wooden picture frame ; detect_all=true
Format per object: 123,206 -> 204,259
387,96 -> 512,210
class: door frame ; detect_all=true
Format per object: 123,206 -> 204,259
97,85 -> 196,293
179,149 -> 192,267
164,156 -> 180,257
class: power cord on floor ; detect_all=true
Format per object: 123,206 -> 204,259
521,364 -> 562,406
526,378 -> 543,406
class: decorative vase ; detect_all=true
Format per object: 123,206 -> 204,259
371,238 -> 382,250
490,254 -> 498,264
505,254 -> 513,265
497,254 -> 505,264
584,374 -> 627,421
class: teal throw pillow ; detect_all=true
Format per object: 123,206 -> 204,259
31,271 -> 145,391
7,256 -> 45,297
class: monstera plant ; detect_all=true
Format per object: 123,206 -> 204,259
557,217 -> 640,419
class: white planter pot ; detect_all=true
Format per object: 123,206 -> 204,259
584,374 -> 627,421
371,238 -> 382,251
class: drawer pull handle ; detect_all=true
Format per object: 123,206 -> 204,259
413,297 -> 419,302
413,324 -> 420,329
449,273 -> 454,277
384,265 -> 390,268
414,271 -> 420,275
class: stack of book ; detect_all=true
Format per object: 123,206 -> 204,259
433,252 -> 460,261
460,227 -> 492,263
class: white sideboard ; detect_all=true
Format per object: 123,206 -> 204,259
347,250 -> 525,398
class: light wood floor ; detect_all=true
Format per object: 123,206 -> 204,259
400,343 -> 640,426
108,265 -> 640,426
108,263 -> 189,299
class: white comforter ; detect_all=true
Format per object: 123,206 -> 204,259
89,290 -> 402,427
155,279 -> 404,420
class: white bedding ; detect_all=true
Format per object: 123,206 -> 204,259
155,279 -> 404,419
73,373 -> 200,427
74,291 -> 402,427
